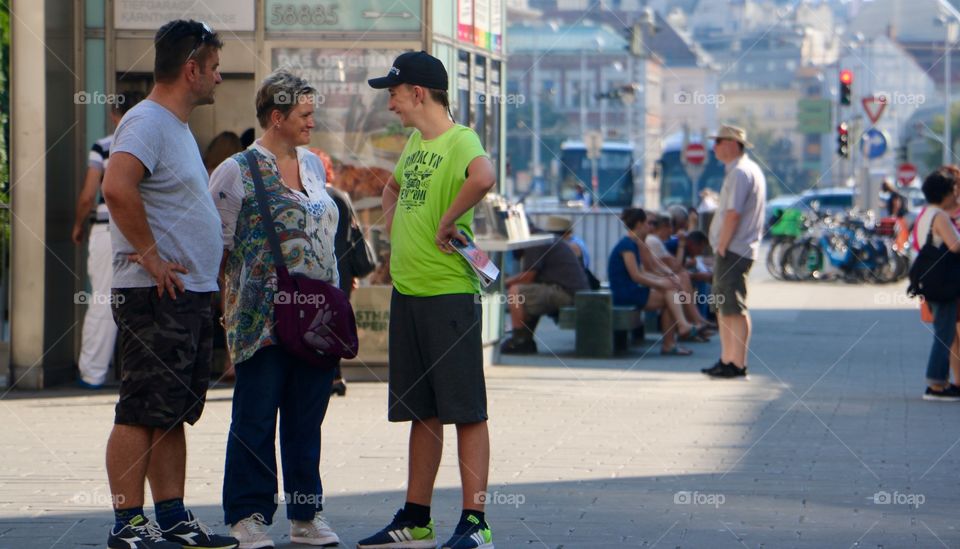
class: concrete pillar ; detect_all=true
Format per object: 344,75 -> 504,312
10,1 -> 80,389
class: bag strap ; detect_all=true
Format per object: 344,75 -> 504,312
244,149 -> 287,272
923,208 -> 937,248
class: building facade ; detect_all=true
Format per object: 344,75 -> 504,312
10,0 -> 507,388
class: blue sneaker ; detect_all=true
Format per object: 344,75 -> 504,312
356,509 -> 436,548
159,510 -> 238,548
440,515 -> 493,549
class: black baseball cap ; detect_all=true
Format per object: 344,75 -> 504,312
368,51 -> 448,90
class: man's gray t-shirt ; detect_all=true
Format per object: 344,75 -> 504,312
521,240 -> 590,294
708,154 -> 767,260
109,100 -> 222,291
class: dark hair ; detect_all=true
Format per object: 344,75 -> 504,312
886,193 -> 908,218
922,166 -> 960,204
203,131 -> 243,173
651,214 -> 671,229
620,207 -> 647,231
112,90 -> 145,115
428,88 -> 455,123
240,127 -> 255,148
154,20 -> 223,83
687,230 -> 708,245
255,69 -> 317,128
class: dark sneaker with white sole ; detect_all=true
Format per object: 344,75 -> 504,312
923,385 -> 960,401
705,362 -> 748,379
108,515 -> 182,549
701,360 -> 725,375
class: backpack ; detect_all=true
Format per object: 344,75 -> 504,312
907,210 -> 960,302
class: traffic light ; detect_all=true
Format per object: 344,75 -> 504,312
837,122 -> 849,158
839,70 -> 853,106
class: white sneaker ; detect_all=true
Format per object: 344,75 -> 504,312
290,513 -> 340,546
229,513 -> 274,549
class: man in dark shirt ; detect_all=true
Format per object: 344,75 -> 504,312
501,227 -> 590,354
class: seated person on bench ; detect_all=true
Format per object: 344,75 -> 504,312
500,218 -> 590,355
608,208 -> 707,356
646,214 -> 716,333
666,229 -> 714,321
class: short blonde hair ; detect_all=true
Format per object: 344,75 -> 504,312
255,69 -> 317,128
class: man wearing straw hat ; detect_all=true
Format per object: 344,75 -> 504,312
702,125 -> 766,380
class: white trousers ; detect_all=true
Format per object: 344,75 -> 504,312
78,224 -> 118,385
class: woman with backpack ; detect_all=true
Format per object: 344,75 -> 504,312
913,166 -> 960,401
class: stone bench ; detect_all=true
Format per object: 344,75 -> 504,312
556,290 -> 643,357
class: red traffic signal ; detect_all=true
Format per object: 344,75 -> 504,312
839,70 -> 853,106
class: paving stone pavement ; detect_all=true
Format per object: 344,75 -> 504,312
1,270 -> 959,548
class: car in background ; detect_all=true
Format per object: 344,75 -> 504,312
798,187 -> 854,214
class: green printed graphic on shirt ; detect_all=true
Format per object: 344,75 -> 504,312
391,125 -> 488,296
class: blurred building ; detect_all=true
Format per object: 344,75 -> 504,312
506,20 -> 663,206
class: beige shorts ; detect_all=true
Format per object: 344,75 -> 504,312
518,283 -> 574,317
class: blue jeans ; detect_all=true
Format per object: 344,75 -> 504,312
223,345 -> 336,525
926,300 -> 958,385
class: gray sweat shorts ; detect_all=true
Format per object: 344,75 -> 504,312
388,289 -> 488,424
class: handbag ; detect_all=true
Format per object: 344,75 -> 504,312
907,213 -> 960,303
346,222 -> 376,278
245,150 -> 359,362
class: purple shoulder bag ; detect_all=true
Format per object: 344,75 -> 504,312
245,150 -> 359,363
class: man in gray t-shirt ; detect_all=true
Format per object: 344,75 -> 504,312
704,125 -> 767,380
501,226 -> 590,354
100,19 -> 238,549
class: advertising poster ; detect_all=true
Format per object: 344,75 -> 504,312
473,0 -> 490,49
458,0 -> 474,43
490,0 -> 503,52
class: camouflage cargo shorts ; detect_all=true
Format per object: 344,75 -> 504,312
111,288 -> 214,429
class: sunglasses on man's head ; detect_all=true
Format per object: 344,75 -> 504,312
184,22 -> 214,63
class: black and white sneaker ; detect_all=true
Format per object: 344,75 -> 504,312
108,515 -> 182,549
923,386 -> 960,401
160,510 -> 238,548
705,362 -> 749,380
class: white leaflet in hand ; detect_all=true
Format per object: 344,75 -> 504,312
450,233 -> 500,287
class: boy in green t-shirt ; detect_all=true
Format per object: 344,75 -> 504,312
358,51 -> 497,549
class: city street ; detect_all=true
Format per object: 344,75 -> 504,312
2,263 -> 959,548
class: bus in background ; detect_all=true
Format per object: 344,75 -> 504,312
658,138 -> 725,208
557,140 -> 635,208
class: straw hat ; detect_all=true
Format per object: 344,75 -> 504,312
543,215 -> 573,233
709,125 -> 753,148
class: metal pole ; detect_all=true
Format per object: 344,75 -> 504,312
580,50 -> 587,136
627,55 -> 634,147
531,46 -> 543,188
600,93 -> 607,137
591,157 -> 599,208
946,25 -> 953,165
